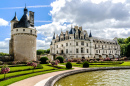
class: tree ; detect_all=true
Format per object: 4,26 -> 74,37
117,38 -> 125,44
0,52 -> 9,56
125,42 -> 130,57
37,49 -> 44,55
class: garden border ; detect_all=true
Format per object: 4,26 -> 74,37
44,66 -> 130,86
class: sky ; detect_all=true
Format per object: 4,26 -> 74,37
0,0 -> 130,53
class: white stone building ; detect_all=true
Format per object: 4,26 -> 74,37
50,26 -> 120,59
9,6 -> 37,61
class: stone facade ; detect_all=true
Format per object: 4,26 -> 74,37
9,7 -> 37,61
50,26 -> 120,59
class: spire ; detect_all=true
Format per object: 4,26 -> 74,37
11,12 -> 18,21
24,4 -> 28,14
89,30 -> 92,37
53,32 -> 55,39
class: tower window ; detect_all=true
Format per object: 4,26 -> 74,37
81,41 -> 84,45
16,29 -> 18,31
30,30 -> 32,33
66,49 -> 68,53
76,49 -> 78,53
81,48 -> 84,53
66,43 -> 68,46
76,42 -> 78,46
23,29 -> 25,31
87,49 -> 89,53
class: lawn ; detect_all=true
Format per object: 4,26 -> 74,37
60,61 -> 130,68
0,64 -> 67,86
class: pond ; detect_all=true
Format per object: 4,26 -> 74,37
54,69 -> 130,86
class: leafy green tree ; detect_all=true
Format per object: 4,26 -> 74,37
125,42 -> 130,57
37,49 -> 44,55
0,52 -> 9,56
117,38 -> 125,44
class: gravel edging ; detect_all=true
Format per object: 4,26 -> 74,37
44,66 -> 130,86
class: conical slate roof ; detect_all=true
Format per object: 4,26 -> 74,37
11,12 -> 18,21
89,30 -> 92,37
16,6 -> 30,28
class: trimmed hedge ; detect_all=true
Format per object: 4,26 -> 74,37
66,62 -> 72,69
40,57 -> 48,64
56,56 -> 64,63
83,61 -> 89,68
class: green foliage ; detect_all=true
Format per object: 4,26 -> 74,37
117,37 -> 130,58
37,49 -> 44,55
56,56 -> 64,63
37,49 -> 50,55
83,61 -> 89,68
66,62 -> 72,69
0,52 -> 9,56
40,57 -> 49,64
36,64 -> 43,69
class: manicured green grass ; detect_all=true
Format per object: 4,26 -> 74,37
0,64 -> 67,86
60,61 -> 130,68
0,68 -> 66,86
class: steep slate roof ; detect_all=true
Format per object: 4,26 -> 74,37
14,6 -> 31,28
89,31 -> 92,37
92,37 -> 117,43
53,33 -> 55,39
11,12 -> 18,21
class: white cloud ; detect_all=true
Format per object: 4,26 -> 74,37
37,39 -> 50,50
0,18 -> 9,26
0,5 -> 51,9
0,38 -> 10,53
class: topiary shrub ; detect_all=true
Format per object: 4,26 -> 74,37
40,57 -> 48,64
83,61 -> 89,68
66,62 -> 72,69
56,56 -> 64,63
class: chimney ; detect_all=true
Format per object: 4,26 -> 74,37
29,11 -> 34,27
79,26 -> 82,31
74,26 -> 78,30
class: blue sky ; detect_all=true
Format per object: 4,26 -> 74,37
1,0 -> 130,53
0,0 -> 54,41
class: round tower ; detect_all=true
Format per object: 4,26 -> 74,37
10,6 -> 37,61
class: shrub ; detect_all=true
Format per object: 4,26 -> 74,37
36,64 -> 43,69
56,56 -> 64,63
83,61 -> 89,68
0,61 -> 3,65
66,62 -> 72,69
40,57 -> 49,64
76,59 -> 82,64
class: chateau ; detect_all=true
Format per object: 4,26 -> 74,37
9,6 -> 37,61
50,26 -> 120,59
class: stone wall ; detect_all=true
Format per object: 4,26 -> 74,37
13,34 -> 36,61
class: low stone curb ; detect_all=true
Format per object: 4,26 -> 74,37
44,66 -> 130,86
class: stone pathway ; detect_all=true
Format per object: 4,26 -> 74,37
9,65 -> 85,86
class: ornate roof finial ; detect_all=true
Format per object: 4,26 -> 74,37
25,3 -> 26,8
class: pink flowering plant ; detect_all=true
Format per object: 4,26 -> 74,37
51,59 -> 60,67
1,65 -> 10,79
27,62 -> 37,72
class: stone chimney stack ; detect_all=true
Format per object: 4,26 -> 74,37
79,26 -> 82,31
29,11 -> 34,27
74,26 -> 78,30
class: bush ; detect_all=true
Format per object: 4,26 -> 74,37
66,62 -> 72,69
83,61 -> 89,68
56,56 -> 64,63
40,57 -> 48,64
36,64 -> 43,69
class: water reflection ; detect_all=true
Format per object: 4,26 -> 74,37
54,70 -> 130,86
